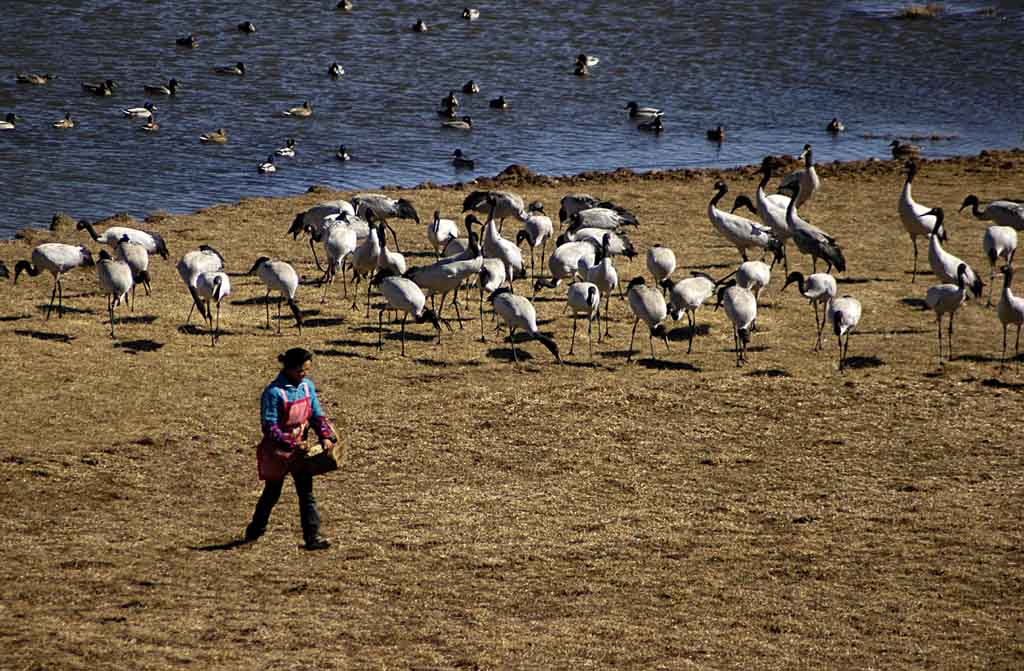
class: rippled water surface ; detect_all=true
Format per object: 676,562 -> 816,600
1,0 -> 1021,237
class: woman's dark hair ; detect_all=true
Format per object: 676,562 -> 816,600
278,347 -> 314,369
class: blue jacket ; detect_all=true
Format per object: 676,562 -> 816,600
261,373 -> 325,428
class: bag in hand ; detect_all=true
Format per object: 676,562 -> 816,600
295,421 -> 344,476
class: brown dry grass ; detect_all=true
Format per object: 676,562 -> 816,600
1,151 -> 1023,670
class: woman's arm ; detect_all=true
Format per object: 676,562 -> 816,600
305,379 -> 336,443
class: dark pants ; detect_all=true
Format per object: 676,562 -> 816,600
246,472 -> 320,543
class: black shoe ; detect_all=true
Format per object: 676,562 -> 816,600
244,525 -> 264,543
304,536 -> 331,551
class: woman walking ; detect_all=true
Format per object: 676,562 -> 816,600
245,348 -> 336,550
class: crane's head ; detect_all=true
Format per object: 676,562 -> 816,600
247,256 -> 270,274
959,195 -> 979,213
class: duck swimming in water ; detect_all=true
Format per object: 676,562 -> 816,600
442,116 -> 473,130
258,155 -> 277,174
283,101 -> 313,117
199,128 -> 229,144
707,125 -> 725,142
328,62 -> 345,78
576,53 -> 599,67
0,112 -> 21,130
890,139 -> 921,160
238,21 -> 256,33
122,102 -> 156,119
827,117 -> 845,133
639,116 -> 664,133
625,101 -> 661,118
144,78 -> 179,96
413,19 -> 428,32
176,34 -> 198,48
489,96 -> 508,109
336,145 -> 351,161
452,149 -> 475,169
53,112 -> 75,129
82,79 -> 116,96
276,138 -> 296,157
463,8 -> 480,20
462,80 -> 480,94
17,73 -> 54,85
574,62 -> 589,77
214,62 -> 245,76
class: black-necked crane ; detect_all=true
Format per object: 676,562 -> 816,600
828,295 -> 862,371
646,244 -> 676,291
625,276 -> 669,362
371,269 -> 443,356
715,282 -> 757,366
534,239 -> 598,292
373,219 -> 406,279
115,234 -> 151,312
477,199 -> 525,289
960,195 -> 1024,231
997,265 -> 1024,367
664,272 -> 720,354
558,194 -> 599,225
568,206 -> 639,231
898,160 -> 940,282
579,234 -> 620,338
95,250 -> 134,338
349,222 -> 382,314
778,144 -> 820,207
708,180 -> 780,262
565,282 -> 600,359
983,226 -> 1017,307
462,190 -> 526,232
785,182 -> 846,273
320,223 -> 358,303
732,157 -> 794,271
560,225 -> 635,258
478,256 -> 507,342
406,231 -> 483,330
13,243 -> 95,319
924,208 -> 983,299
925,262 -> 970,362
736,260 -> 772,306
426,210 -> 460,258
195,271 -> 231,345
248,257 -> 303,334
488,288 -> 561,364
782,271 -> 837,351
77,219 -> 169,259
177,246 -> 225,324
351,193 -> 420,251
288,200 -> 358,269
515,201 -> 553,279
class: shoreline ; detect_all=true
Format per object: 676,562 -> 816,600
4,147 -> 1021,245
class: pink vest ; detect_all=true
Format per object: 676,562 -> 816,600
256,382 -> 313,480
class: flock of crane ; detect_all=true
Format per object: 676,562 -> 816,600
4,145 -> 1024,370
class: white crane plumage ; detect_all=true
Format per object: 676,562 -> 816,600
488,288 -> 561,364
778,143 -> 820,208
320,223 -> 358,303
77,219 -> 169,259
925,262 -> 970,362
247,257 -> 303,334
997,265 -> 1024,366
898,160 -> 941,282
535,240 -> 598,292
715,283 -> 757,366
646,244 -> 676,289
924,208 -> 983,299
736,260 -> 771,305
351,194 -> 420,251
782,271 -> 838,351
288,200 -> 358,269
560,227 -> 636,258
565,282 -> 600,359
578,234 -> 620,338
732,158 -> 794,271
983,226 -> 1017,307
407,231 -> 483,330
371,269 -> 443,356
827,295 -> 862,371
708,181 -> 780,262
462,190 -> 527,231
664,272 -> 719,354
625,276 -> 669,362
475,201 -> 525,288
13,243 -> 95,319
115,234 -> 151,311
349,223 -> 382,314
961,195 -> 1024,231
177,246 -> 225,324
426,210 -> 460,257
95,250 -> 134,338
195,271 -> 231,345
515,201 -> 554,278
568,207 -> 639,231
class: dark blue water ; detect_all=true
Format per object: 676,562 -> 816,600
1,0 -> 1021,237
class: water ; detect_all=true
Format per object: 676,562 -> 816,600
1,0 -> 1020,238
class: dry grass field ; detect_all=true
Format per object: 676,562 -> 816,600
1,151 -> 1022,670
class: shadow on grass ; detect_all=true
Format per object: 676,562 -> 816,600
957,353 -> 999,363
667,324 -> 710,342
637,358 -> 700,371
843,355 -> 885,369
0,315 -> 29,322
746,368 -> 792,378
36,304 -> 93,315
15,329 -> 75,343
313,348 -> 364,359
981,378 -> 1024,391
177,324 -> 205,336
115,339 -> 164,354
327,338 -> 377,348
118,315 -> 158,325
839,277 -> 895,284
190,538 -> 251,552
900,298 -> 929,310
303,316 -> 347,328
487,347 -> 535,362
